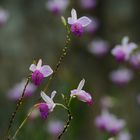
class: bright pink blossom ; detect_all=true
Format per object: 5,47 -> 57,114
29,59 -> 53,86
70,79 -> 93,105
37,91 -> 57,120
68,9 -> 91,36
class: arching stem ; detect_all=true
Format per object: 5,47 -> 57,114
11,106 -> 35,140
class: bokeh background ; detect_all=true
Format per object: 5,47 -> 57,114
0,0 -> 140,139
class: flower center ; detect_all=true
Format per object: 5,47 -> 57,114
39,103 -> 49,120
71,23 -> 84,36
31,70 -> 44,86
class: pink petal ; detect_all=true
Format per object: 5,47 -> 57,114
29,64 -> 36,72
40,65 -> 53,77
77,16 -> 92,27
77,91 -> 92,103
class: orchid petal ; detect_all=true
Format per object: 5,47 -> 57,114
40,65 -> 53,77
122,36 -> 129,45
29,64 -> 36,72
71,8 -> 77,21
41,91 -> 53,105
51,91 -> 57,99
77,79 -> 85,91
68,17 -> 75,24
36,59 -> 42,70
77,16 -> 92,27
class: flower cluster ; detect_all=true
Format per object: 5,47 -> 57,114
35,79 -> 93,120
95,110 -> 126,135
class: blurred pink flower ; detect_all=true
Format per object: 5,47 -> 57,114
29,108 -> 39,121
80,0 -> 97,10
85,17 -> 99,34
111,36 -> 137,62
47,120 -> 64,137
68,9 -> 92,36
109,68 -> 133,86
29,59 -> 53,86
70,79 -> 93,105
95,110 -> 126,135
117,131 -> 132,140
129,51 -> 140,69
36,91 -> 56,120
100,96 -> 114,109
7,79 -> 36,100
0,8 -> 9,26
46,0 -> 69,14
88,39 -> 109,57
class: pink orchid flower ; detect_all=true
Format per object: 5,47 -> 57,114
29,59 -> 53,86
111,36 -> 137,62
36,91 -> 57,120
7,79 -> 36,100
70,79 -> 93,105
46,0 -> 69,14
95,110 -> 126,135
68,9 -> 92,36
109,67 -> 133,86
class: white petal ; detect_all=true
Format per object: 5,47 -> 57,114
77,79 -> 85,91
40,65 -> 53,77
122,36 -> 129,45
41,91 -> 53,104
36,59 -> 42,70
77,16 -> 92,27
51,91 -> 57,99
71,8 -> 77,21
29,64 -> 36,72
68,17 -> 75,25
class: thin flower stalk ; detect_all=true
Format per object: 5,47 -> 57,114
6,75 -> 31,140
43,21 -> 71,93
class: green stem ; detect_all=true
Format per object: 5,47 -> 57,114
42,23 -> 71,94
57,108 -> 72,140
11,106 -> 35,140
57,95 -> 73,140
56,103 -> 68,110
68,97 -> 73,107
